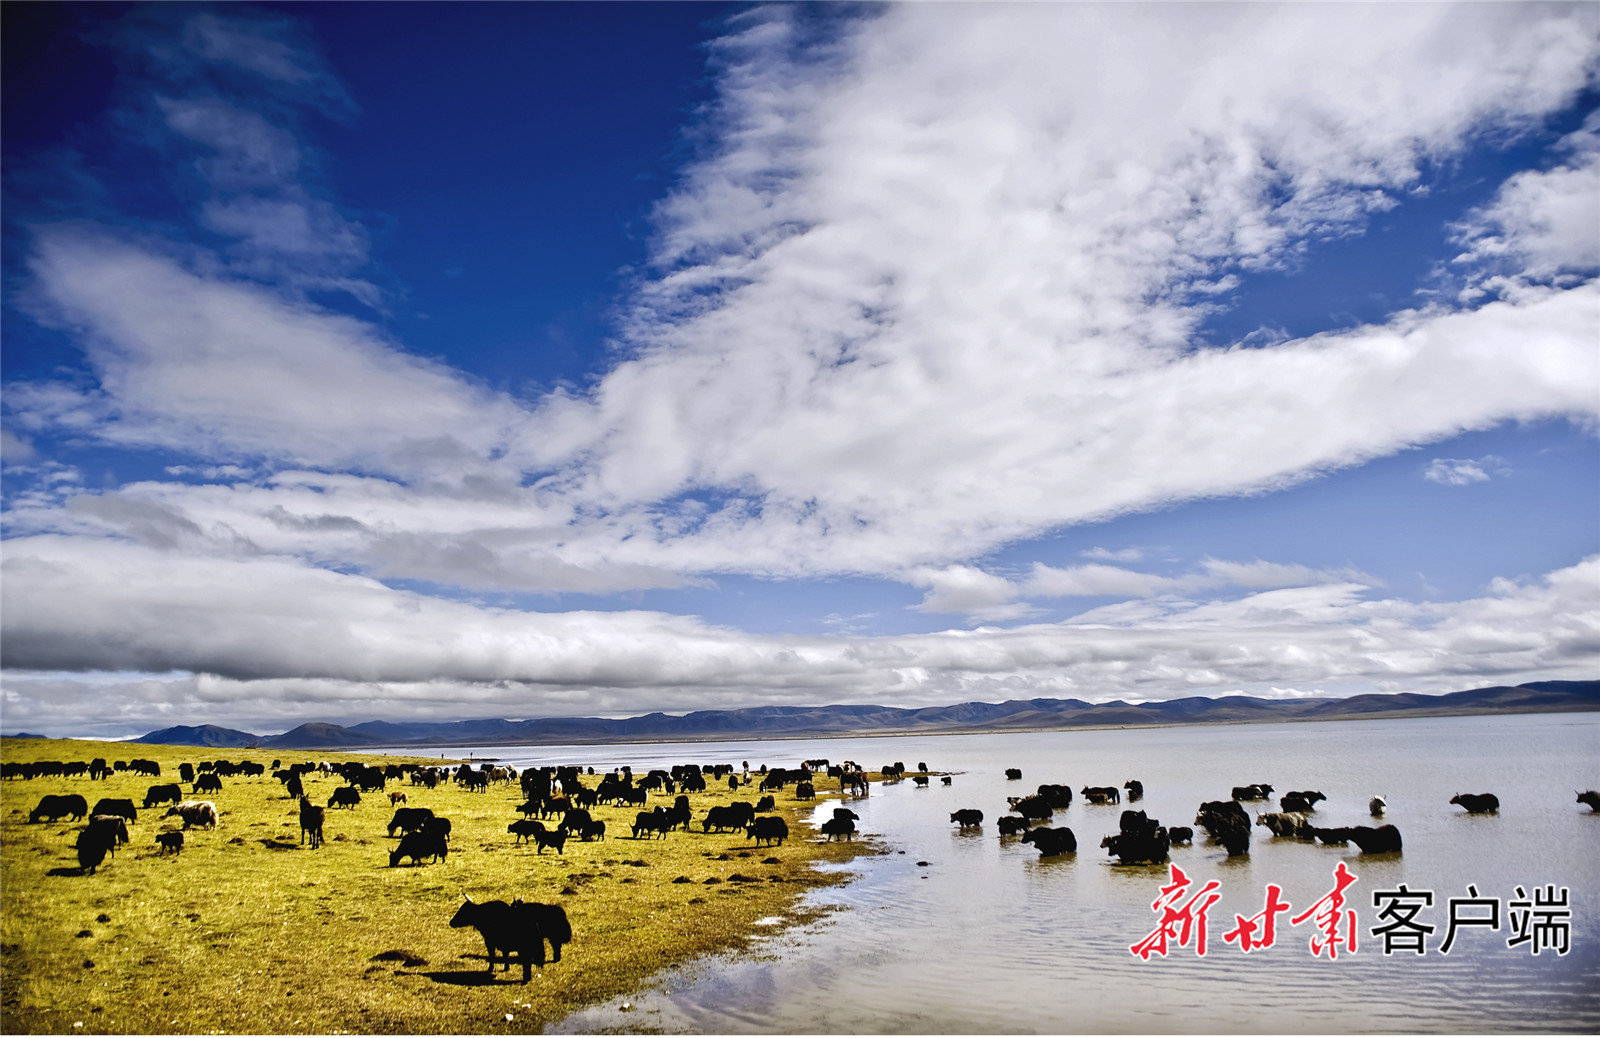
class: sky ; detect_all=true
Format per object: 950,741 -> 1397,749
2,2 -> 1597,740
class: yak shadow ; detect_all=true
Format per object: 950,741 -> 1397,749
46,866 -> 92,877
408,956 -> 539,987
406,968 -> 505,987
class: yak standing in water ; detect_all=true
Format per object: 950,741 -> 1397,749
1450,793 -> 1500,814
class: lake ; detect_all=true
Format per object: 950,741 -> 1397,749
397,712 -> 1600,1033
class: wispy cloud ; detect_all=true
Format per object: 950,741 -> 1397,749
1424,456 -> 1511,486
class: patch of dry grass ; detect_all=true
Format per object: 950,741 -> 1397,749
1,738 -> 879,1034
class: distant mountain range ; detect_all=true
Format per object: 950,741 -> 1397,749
125,680 -> 1600,749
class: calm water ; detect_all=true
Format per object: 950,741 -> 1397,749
403,713 -> 1600,1033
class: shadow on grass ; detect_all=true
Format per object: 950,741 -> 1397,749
405,968 -> 509,986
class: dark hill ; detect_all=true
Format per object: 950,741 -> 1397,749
136,724 -> 259,748
135,679 -> 1597,748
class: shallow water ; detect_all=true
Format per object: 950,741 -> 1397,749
409,712 -> 1600,1033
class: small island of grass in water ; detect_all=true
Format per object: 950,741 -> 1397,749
0,737 -> 884,1034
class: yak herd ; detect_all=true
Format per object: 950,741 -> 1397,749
941,771 -> 1597,865
12,749 -> 1600,982
10,751 -> 882,983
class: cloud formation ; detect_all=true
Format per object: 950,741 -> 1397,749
3,533 -> 1594,737
2,5 -> 1597,733
1425,456 -> 1510,486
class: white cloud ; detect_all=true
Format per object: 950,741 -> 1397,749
1081,547 -> 1149,564
513,3 -> 1600,575
1025,563 -> 1180,600
1453,118 -> 1600,285
3,536 -> 1592,735
13,5 -> 1599,588
910,565 -> 1035,620
23,230 -> 525,479
1424,455 -> 1511,486
1,429 -> 35,464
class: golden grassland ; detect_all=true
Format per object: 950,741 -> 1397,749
0,738 -> 882,1034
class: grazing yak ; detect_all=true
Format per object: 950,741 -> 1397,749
30,794 -> 88,823
1578,791 -> 1600,812
703,802 -> 756,834
631,809 -> 670,840
820,815 -> 856,841
194,774 -> 223,795
557,808 -> 595,838
1080,785 -> 1121,804
91,798 -> 137,823
143,783 -> 183,809
85,815 -> 130,854
162,800 -> 218,829
448,896 -> 572,982
1005,768 -> 1023,781
299,797 -> 324,849
387,807 -> 435,837
912,775 -> 930,788
1232,784 -> 1273,801
662,798 -> 693,832
1369,795 -> 1387,817
534,829 -> 567,855
327,786 -> 362,810
1167,826 -> 1194,844
950,809 -> 983,828
390,830 -> 448,866
795,781 -> 816,801
747,816 -> 789,847
156,830 -> 185,854
508,819 -> 546,845
1020,826 -> 1076,856
1450,793 -> 1500,814
1123,780 -> 1144,802
76,827 -> 116,874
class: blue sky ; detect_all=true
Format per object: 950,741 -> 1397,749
2,2 -> 1596,738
